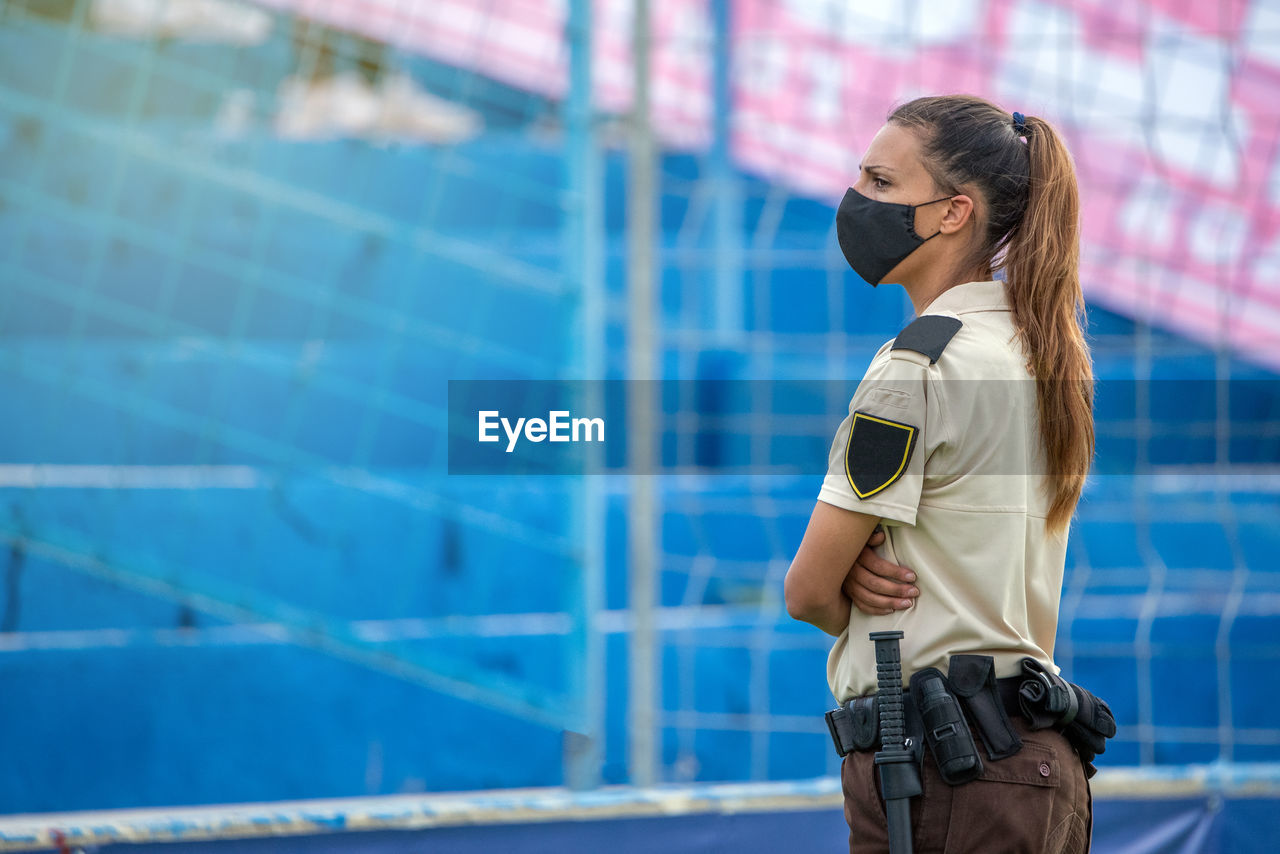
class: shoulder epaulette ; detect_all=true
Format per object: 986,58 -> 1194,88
891,315 -> 962,364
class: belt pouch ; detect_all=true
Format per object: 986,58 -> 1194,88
825,695 -> 878,757
910,668 -> 983,785
948,654 -> 1022,761
825,706 -> 853,757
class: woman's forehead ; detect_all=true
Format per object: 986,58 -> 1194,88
861,123 -> 926,174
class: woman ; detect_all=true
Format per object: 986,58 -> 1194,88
784,95 -> 1110,853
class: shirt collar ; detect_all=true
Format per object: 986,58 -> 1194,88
919,280 -> 1010,316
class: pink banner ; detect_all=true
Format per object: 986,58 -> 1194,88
256,0 -> 1280,368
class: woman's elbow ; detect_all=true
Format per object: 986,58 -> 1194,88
783,566 -> 815,621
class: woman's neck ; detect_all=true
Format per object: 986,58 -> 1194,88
902,262 -> 991,315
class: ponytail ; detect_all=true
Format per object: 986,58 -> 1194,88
888,96 -> 1094,534
1001,116 -> 1093,534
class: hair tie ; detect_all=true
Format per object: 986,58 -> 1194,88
1012,112 -> 1027,134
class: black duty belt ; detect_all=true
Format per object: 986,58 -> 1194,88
830,677 -> 1019,749
826,655 -> 1117,781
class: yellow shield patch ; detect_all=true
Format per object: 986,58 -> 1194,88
844,411 -> 918,499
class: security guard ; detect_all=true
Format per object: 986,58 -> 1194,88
785,95 -> 1114,853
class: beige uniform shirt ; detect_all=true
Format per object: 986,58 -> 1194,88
819,280 -> 1066,702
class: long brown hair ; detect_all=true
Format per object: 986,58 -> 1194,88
889,95 -> 1093,534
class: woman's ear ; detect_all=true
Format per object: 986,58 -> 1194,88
939,194 -> 975,234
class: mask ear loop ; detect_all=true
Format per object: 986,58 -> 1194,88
913,195 -> 957,242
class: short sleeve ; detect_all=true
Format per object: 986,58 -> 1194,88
817,347 -> 933,527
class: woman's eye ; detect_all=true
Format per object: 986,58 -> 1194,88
873,177 -> 889,189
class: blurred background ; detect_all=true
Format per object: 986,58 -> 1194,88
0,0 -> 1278,851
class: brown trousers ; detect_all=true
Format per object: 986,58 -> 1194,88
841,715 -> 1092,853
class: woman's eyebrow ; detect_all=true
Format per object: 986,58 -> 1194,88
858,163 -> 896,173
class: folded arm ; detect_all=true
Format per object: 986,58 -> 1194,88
784,500 -> 882,636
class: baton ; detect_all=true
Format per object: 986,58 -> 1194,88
870,630 -> 921,854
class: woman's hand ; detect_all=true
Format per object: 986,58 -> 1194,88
841,528 -> 920,616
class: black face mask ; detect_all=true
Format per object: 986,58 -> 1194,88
835,187 -> 953,286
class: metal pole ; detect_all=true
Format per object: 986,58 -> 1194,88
564,0 -> 604,790
710,0 -> 741,337
628,0 -> 658,789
